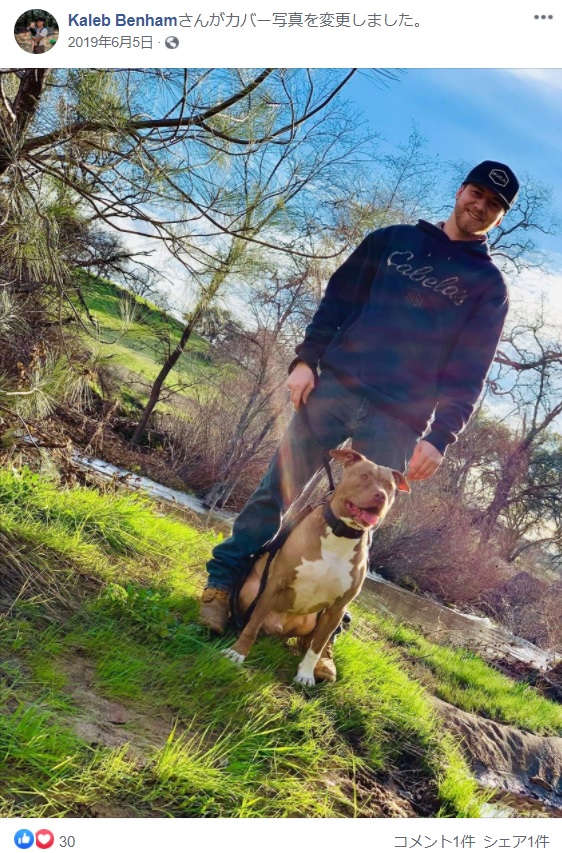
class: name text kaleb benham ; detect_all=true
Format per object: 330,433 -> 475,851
69,13 -> 179,26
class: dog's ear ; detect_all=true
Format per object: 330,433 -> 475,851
391,470 -> 411,493
329,448 -> 365,467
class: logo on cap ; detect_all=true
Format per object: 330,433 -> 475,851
489,169 -> 509,188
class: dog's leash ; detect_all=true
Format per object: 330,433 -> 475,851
230,502 -> 316,630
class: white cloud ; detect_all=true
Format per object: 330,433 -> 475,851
502,69 -> 562,94
510,266 -> 562,320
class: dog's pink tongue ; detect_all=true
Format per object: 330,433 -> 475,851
358,508 -> 379,526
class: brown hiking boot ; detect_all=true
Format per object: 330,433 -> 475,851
198,587 -> 230,635
314,641 -> 337,683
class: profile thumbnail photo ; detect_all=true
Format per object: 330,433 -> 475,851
14,9 -> 58,53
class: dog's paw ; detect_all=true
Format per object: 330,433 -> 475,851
222,648 -> 245,665
294,672 -> 316,687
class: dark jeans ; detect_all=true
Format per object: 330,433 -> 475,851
206,370 -> 420,592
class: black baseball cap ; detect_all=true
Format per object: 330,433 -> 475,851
463,161 -> 519,211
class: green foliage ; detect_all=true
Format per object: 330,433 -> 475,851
0,356 -> 91,421
319,634 -> 482,817
0,466 -> 207,561
0,466 -> 41,506
69,70 -> 128,127
0,290 -> 19,337
0,701 -> 83,787
74,275 -> 213,410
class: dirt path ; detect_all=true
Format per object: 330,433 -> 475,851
59,655 -> 186,817
57,649 -> 562,817
62,654 -> 181,759
58,652 -> 418,818
434,697 -> 562,814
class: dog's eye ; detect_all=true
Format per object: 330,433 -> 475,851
361,473 -> 369,481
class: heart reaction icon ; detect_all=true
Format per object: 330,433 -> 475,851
36,830 -> 55,850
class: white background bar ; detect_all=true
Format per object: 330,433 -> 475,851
2,817 -> 561,852
3,1 -> 561,68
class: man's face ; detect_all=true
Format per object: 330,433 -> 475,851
37,20 -> 44,26
453,183 -> 505,237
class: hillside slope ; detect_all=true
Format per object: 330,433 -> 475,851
1,469 -> 561,818
76,275 -> 212,412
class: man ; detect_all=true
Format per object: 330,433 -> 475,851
199,160 -> 519,680
33,19 -> 48,54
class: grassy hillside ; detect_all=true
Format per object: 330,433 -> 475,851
76,275 -> 214,409
1,469 -> 561,818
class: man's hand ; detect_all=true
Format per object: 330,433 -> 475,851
286,362 -> 315,410
406,440 -> 443,481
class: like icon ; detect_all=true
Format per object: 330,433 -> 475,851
14,830 -> 34,849
36,830 -> 55,849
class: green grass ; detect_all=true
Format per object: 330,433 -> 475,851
0,468 -> 560,818
0,466 -> 210,565
361,616 -> 562,736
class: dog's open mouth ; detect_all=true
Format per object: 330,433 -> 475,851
345,500 -> 381,527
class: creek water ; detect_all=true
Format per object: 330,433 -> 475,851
361,574 -> 555,670
482,794 -> 562,818
72,451 -> 234,533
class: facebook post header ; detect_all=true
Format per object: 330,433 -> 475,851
4,1 -> 561,66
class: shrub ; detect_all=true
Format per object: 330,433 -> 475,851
156,384 -> 284,510
369,488 -> 508,607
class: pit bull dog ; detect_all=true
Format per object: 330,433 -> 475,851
223,448 -> 410,685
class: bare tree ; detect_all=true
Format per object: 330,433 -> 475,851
201,267 -> 318,509
0,69 -> 381,402
479,304 -> 562,545
488,175 -> 561,274
0,69 -> 379,260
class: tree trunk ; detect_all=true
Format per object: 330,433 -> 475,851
0,70 -> 50,175
130,240 -> 247,446
130,318 -> 196,445
479,440 -> 530,544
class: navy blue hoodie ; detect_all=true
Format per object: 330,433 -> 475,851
294,220 -> 509,454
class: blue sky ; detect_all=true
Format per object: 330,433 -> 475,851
347,68 -> 562,259
137,68 -> 562,322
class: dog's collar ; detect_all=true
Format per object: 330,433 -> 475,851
322,501 -> 365,539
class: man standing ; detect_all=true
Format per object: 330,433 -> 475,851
33,19 -> 48,54
199,160 -> 519,680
